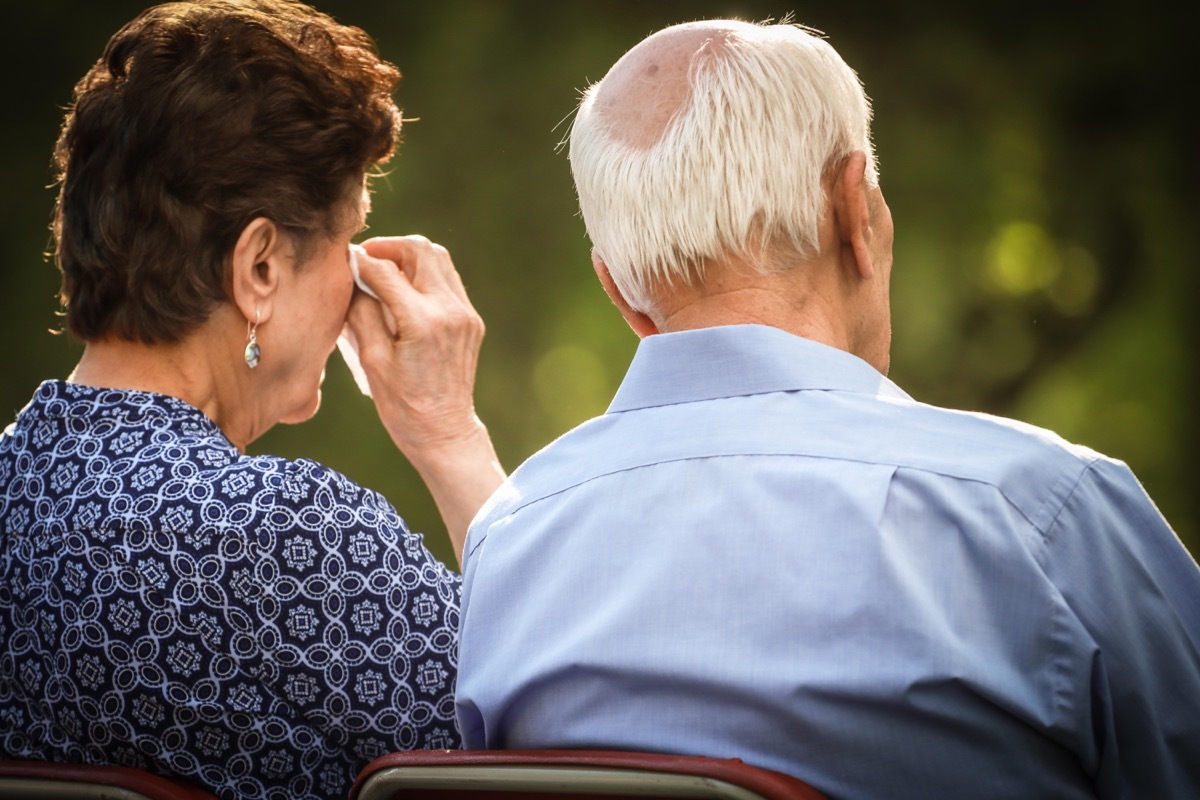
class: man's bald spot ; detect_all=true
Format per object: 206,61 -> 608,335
591,20 -> 753,150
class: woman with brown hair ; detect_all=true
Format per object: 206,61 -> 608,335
0,1 -> 504,797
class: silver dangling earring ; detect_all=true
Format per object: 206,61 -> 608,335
244,309 -> 261,369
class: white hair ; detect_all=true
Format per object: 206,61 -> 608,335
569,21 -> 877,314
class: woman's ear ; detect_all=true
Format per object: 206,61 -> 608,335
229,217 -> 285,323
592,251 -> 659,338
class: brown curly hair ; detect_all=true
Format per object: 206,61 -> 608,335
52,0 -> 402,344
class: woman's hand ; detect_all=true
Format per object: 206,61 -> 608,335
345,235 -> 505,565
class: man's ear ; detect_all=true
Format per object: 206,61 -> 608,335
832,150 -> 874,280
592,251 -> 659,338
229,217 -> 285,324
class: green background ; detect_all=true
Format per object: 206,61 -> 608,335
4,1 -> 1194,568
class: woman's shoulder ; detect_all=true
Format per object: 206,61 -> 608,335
235,454 -> 459,587
218,450 -> 435,558
238,453 -> 394,518
3,380 -> 414,544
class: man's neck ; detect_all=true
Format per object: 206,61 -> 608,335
656,261 -> 853,353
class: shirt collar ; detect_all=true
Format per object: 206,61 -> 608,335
608,324 -> 910,413
23,380 -> 230,443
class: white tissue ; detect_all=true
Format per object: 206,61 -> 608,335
338,244 -> 396,397
337,331 -> 372,396
348,243 -> 379,299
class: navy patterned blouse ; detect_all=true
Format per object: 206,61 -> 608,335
0,381 -> 462,799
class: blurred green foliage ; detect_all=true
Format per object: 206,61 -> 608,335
3,1 -> 1194,567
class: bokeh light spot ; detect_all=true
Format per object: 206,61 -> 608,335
985,221 -> 1060,296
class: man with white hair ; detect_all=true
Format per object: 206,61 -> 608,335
455,19 -> 1200,799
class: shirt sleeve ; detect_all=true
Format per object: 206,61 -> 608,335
1041,456 -> 1200,799
243,457 -> 463,762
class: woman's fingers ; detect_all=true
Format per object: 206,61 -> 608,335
346,235 -> 485,445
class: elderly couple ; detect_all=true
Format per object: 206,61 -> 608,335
1,2 -> 1197,799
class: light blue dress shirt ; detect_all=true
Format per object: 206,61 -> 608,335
456,324 -> 1200,800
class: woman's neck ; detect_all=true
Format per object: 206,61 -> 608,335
68,320 -> 264,451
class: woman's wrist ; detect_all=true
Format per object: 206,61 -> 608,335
399,416 -> 506,566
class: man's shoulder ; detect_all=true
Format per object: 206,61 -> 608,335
545,389 -> 1096,487
476,388 -> 1104,532
885,397 -> 1109,528
468,414 -> 621,527
886,395 -> 1103,475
